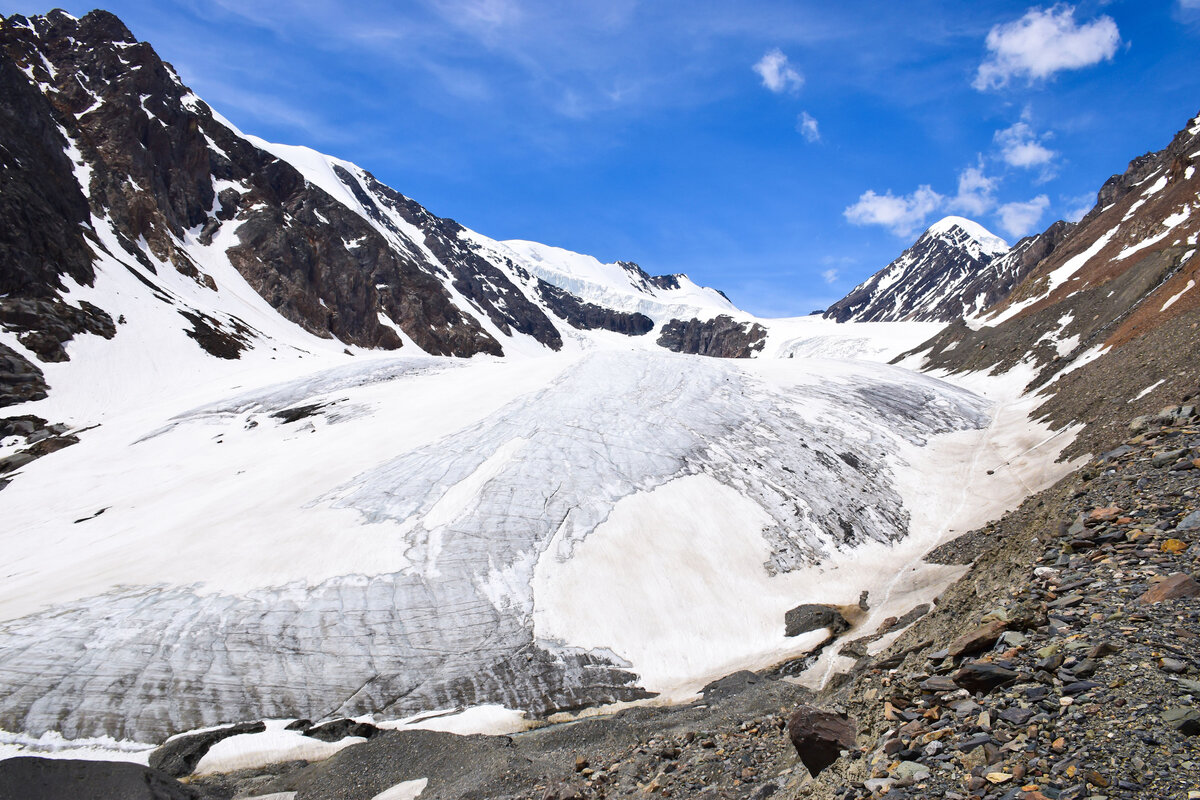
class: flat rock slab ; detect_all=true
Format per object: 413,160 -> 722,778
946,620 -> 1007,657
1139,573 -> 1200,603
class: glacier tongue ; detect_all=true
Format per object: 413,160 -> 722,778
0,350 -> 990,742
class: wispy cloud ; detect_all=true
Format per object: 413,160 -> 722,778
974,5 -> 1120,90
949,160 -> 998,217
821,267 -> 839,284
994,112 -> 1058,181
1062,192 -> 1095,222
844,186 -> 944,237
796,111 -> 820,142
996,195 -> 1050,237
753,48 -> 804,93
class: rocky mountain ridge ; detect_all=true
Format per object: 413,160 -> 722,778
824,216 -> 1026,324
0,9 -> 744,416
902,108 -> 1200,458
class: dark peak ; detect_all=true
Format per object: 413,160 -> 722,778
76,9 -> 137,44
9,9 -> 138,50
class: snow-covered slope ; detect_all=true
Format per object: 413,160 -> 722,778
824,216 -> 1012,322
0,336 -> 1083,744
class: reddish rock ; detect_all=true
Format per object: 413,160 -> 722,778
946,620 -> 1007,657
1088,506 -> 1123,523
1139,573 -> 1200,604
787,705 -> 857,777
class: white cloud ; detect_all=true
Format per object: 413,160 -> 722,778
796,111 -> 820,142
844,186 -> 944,237
753,48 -> 804,93
821,268 -> 839,284
996,195 -> 1050,237
1181,0 -> 1200,8
974,5 -> 1120,90
949,161 -> 998,216
1062,193 -> 1095,222
994,119 -> 1057,172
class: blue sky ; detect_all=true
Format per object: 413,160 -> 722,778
6,1 -> 1200,315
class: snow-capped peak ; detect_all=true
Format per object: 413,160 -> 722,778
924,216 -> 1009,256
496,239 -> 736,321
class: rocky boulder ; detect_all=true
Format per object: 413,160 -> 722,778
1138,573 -> 1200,604
786,705 -> 857,776
784,604 -> 850,637
656,315 -> 767,358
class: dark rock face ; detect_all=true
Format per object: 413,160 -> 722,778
0,298 -> 116,363
148,720 -> 266,778
0,757 -> 206,800
0,18 -> 117,405
303,718 -> 381,742
784,604 -> 849,637
0,343 -> 48,407
0,27 -> 95,296
536,279 -> 654,335
787,705 -> 857,776
656,315 -> 767,358
342,168 -> 564,351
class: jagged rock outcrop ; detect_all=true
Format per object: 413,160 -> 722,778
1,9 -> 760,389
535,279 -> 654,335
656,315 -> 767,358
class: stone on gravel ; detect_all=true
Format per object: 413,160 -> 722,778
784,604 -> 849,637
1164,707 -> 1200,736
1138,573 -> 1200,603
946,620 -> 1007,657
952,661 -> 1018,694
787,705 -> 857,777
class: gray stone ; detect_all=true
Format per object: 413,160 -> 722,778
784,604 -> 849,637
1176,509 -> 1200,531
1163,707 -> 1200,736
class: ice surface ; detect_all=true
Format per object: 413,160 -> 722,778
0,348 -> 989,742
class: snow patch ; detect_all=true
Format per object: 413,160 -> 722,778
1133,379 -> 1165,401
1161,279 -> 1195,312
372,780 -> 429,800
194,720 -> 364,775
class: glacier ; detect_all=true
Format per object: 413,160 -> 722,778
0,345 -> 995,742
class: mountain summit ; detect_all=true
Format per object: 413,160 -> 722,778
824,216 -> 1013,323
